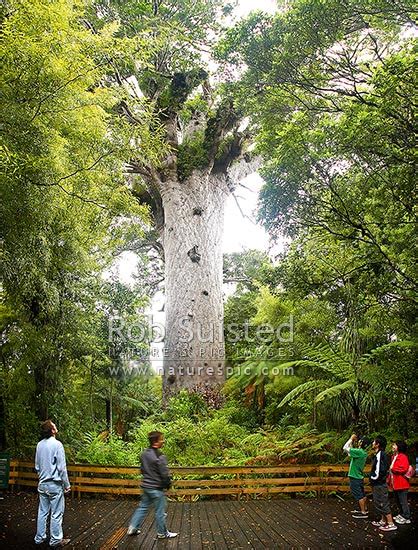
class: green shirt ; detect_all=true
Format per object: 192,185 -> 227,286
348,448 -> 368,479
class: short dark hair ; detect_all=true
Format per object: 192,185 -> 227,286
359,437 -> 371,449
40,420 -> 55,439
396,440 -> 408,454
374,435 -> 387,450
148,431 -> 163,446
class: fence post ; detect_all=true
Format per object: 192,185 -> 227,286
77,467 -> 81,500
320,465 -> 326,498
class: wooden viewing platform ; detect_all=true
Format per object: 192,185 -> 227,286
0,492 -> 416,549
4,461 -> 417,548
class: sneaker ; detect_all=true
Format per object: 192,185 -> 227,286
372,520 -> 386,527
157,531 -> 178,539
50,540 -> 71,548
127,528 -> 140,536
352,512 -> 368,519
395,517 -> 411,525
393,514 -> 402,521
379,524 -> 397,532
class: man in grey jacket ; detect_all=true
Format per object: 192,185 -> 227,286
127,431 -> 178,539
34,420 -> 71,547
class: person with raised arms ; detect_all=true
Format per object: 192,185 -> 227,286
343,433 -> 371,519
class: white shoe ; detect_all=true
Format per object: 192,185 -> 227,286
379,523 -> 397,532
395,517 -> 411,524
157,531 -> 178,539
372,520 -> 385,527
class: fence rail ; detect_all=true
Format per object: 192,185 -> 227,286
8,460 -> 417,499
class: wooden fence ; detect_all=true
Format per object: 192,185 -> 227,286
8,460 -> 417,499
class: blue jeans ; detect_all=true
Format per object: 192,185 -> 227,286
34,481 -> 65,546
129,488 -> 167,534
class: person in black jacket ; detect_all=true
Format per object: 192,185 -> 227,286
370,435 -> 397,532
127,431 -> 178,539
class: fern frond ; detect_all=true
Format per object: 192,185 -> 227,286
278,379 -> 330,407
296,344 -> 353,379
314,379 -> 356,403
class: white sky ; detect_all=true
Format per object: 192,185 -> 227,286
223,173 -> 269,253
234,0 -> 277,17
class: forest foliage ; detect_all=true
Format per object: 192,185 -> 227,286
1,0 -> 417,464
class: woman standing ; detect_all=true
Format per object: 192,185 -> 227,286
389,441 -> 411,525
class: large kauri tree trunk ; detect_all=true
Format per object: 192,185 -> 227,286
125,65 -> 251,401
162,173 -> 228,398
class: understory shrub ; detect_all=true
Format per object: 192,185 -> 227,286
73,395 -> 418,467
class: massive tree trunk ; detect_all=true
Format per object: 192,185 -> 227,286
124,63 -> 251,402
33,363 -> 49,420
0,394 -> 6,450
162,172 -> 228,398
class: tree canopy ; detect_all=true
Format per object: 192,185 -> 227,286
219,0 -> 417,436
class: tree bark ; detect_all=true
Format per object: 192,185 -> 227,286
161,171 -> 228,398
33,364 -> 48,420
0,395 -> 5,450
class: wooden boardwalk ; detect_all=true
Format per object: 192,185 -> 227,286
0,493 -> 416,549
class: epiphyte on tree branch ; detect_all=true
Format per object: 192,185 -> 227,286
187,245 -> 201,263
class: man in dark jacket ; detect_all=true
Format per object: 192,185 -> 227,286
370,435 -> 397,532
127,431 -> 178,539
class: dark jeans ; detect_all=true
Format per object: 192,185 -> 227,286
394,489 -> 410,519
349,477 -> 365,501
372,484 -> 391,516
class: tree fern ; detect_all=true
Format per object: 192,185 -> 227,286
275,342 -> 383,426
314,379 -> 357,403
278,379 -> 330,407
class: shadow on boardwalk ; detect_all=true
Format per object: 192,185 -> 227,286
1,493 -> 416,549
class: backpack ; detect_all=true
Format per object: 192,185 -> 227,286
404,464 -> 415,479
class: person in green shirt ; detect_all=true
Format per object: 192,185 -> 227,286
343,434 -> 371,519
